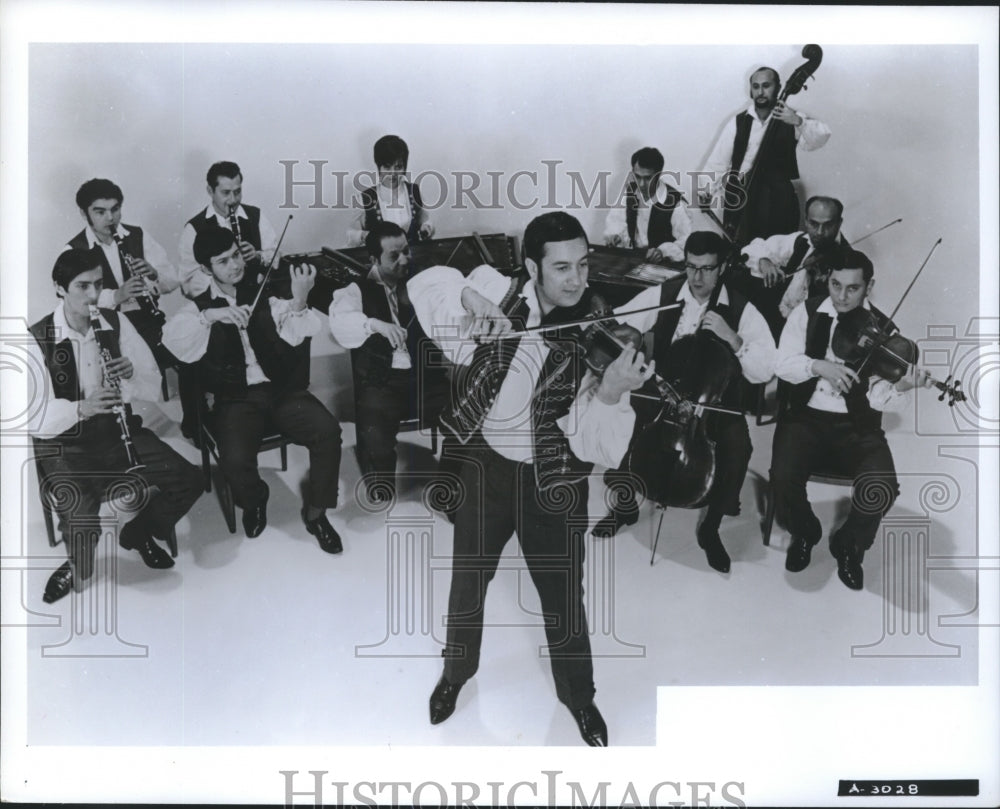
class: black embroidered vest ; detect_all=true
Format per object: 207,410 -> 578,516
651,277 -> 748,411
625,183 -> 683,249
187,205 -> 263,252
440,276 -> 597,489
29,308 -> 135,441
190,279 -> 311,397
785,296 -> 893,430
730,111 -> 800,182
361,182 -> 424,243
68,226 -> 144,292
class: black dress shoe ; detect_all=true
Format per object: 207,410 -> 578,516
243,503 -> 268,538
429,675 -> 463,725
696,525 -> 731,573
836,548 -> 865,591
43,562 -> 74,604
570,702 -> 608,747
591,505 -> 640,539
785,536 -> 814,572
120,522 -> 175,569
304,514 -> 343,554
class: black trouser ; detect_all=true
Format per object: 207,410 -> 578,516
770,407 -> 898,554
442,442 -> 595,710
213,384 -> 342,511
38,419 -> 202,570
725,174 -> 800,246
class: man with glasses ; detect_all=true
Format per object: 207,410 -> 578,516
603,147 -> 692,266
592,231 -> 776,574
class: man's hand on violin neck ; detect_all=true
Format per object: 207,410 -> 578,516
461,287 -> 512,341
895,366 -> 934,392
596,346 -> 654,405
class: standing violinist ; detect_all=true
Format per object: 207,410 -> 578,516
64,178 -> 179,366
772,249 -> 933,590
178,161 -> 279,298
162,228 -> 345,554
736,196 -> 849,340
603,147 -> 692,265
701,66 -> 830,244
593,231 -> 776,574
408,211 -> 651,746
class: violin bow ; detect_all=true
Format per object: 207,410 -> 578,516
849,217 -> 902,245
488,301 -> 684,340
247,214 -> 294,316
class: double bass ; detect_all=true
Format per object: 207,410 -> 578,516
723,44 -> 824,246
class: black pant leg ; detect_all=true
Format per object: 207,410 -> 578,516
271,389 -> 343,510
833,425 -> 899,553
770,412 -> 827,544
442,445 -> 517,686
128,427 -> 202,538
355,376 -> 408,494
707,414 -> 752,518
213,393 -> 270,509
517,469 -> 595,710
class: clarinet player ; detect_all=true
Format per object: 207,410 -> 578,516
27,248 -> 202,604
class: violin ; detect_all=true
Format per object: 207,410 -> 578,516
831,306 -> 965,406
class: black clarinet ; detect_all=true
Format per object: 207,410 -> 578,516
228,202 -> 243,243
88,305 -> 146,472
113,234 -> 166,327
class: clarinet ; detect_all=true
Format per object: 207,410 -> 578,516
88,305 -> 146,472
228,202 -> 243,243
113,234 -> 166,327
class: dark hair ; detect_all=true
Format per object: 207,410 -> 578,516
52,247 -> 103,290
373,135 -> 409,168
805,195 -> 845,220
206,161 -> 242,189
630,147 -> 664,174
684,230 -> 726,261
75,178 -> 123,211
365,220 -> 407,261
522,212 -> 588,267
193,227 -> 237,268
750,66 -> 781,87
832,248 -> 874,283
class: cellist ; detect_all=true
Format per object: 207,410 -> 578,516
593,231 -> 776,574
701,66 -> 830,244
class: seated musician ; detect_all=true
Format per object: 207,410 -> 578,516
178,161 -> 279,298
772,249 -> 932,590
28,248 -> 202,603
346,134 -> 434,247
161,228 -> 345,553
64,178 -> 179,367
594,231 -> 776,573
603,147 -> 692,265
737,195 -> 849,339
408,212 -> 650,746
328,221 -> 448,503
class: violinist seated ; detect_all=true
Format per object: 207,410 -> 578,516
28,248 -> 202,604
700,66 -> 831,244
328,221 -> 449,503
603,147 -> 692,265
408,212 -> 652,747
346,134 -> 434,248
736,195 -> 849,340
162,228 -> 346,554
772,249 -> 934,591
63,178 -> 180,368
593,230 -> 777,575
178,161 -> 280,299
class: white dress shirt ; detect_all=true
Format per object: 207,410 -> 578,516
776,297 -> 909,414
703,105 -> 831,200
161,280 -> 318,386
620,282 -> 776,385
61,224 -> 177,313
408,264 -> 635,468
328,268 -> 412,370
177,205 -> 279,298
27,302 -> 163,439
603,181 -> 693,262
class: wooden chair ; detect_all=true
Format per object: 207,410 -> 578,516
195,391 -> 290,534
